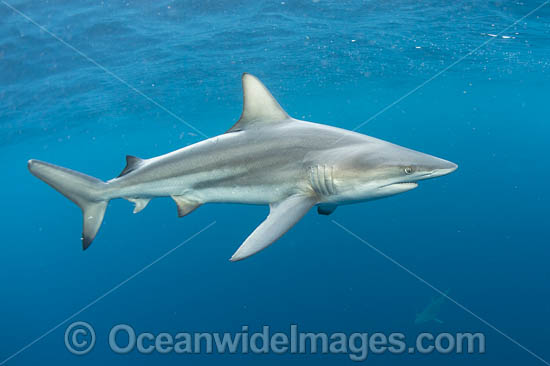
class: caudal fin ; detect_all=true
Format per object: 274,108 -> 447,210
28,159 -> 109,249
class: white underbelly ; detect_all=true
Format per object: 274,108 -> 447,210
191,183 -> 300,205
112,176 -> 307,205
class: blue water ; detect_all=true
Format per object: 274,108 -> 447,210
1,0 -> 550,364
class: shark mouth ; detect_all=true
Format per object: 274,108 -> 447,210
377,182 -> 419,194
382,182 -> 418,189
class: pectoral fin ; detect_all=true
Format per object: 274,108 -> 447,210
434,318 -> 444,324
230,195 -> 317,262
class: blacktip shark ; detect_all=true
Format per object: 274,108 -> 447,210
28,73 -> 457,261
415,289 -> 450,325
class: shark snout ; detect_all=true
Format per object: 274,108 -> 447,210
427,159 -> 458,178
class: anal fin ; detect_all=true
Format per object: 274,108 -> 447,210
171,195 -> 201,217
126,197 -> 151,214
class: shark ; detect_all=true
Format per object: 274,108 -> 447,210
415,289 -> 451,325
28,73 -> 457,261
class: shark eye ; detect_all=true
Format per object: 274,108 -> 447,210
404,166 -> 414,174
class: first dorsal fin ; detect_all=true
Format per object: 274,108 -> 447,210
227,73 -> 289,133
118,155 -> 144,177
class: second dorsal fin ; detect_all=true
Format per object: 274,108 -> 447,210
118,155 -> 144,177
227,73 -> 289,133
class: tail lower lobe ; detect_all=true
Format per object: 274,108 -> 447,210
28,159 -> 109,249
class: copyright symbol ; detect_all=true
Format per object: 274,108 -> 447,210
65,321 -> 96,355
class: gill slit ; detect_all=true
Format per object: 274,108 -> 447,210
309,164 -> 336,196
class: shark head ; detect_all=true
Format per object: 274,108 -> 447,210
332,137 -> 457,202
372,142 -> 457,197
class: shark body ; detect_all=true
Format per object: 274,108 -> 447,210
28,73 -> 457,261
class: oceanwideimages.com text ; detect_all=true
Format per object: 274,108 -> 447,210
65,322 -> 485,360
